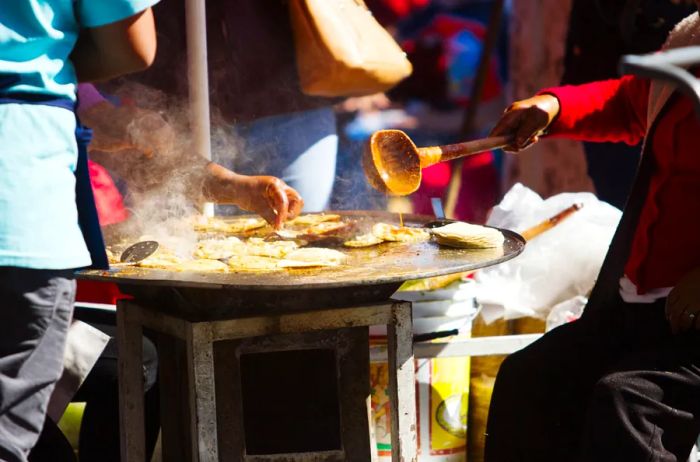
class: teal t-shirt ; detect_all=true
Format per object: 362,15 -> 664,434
0,0 -> 158,269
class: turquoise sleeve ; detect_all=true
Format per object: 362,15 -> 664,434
76,0 -> 160,28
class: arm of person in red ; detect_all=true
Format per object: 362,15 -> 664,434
541,75 -> 649,145
490,75 -> 650,151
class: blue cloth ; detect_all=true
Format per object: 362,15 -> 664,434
0,0 -> 158,100
0,0 -> 157,269
218,107 -> 338,213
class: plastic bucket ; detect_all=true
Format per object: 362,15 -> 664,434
370,281 -> 477,461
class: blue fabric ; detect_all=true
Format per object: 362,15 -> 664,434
0,97 -> 107,270
75,123 -> 109,269
76,0 -> 160,28
0,95 -> 107,268
0,103 -> 91,269
218,107 -> 338,213
0,0 -> 158,101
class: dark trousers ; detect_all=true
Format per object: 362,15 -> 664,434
0,268 -> 75,462
485,294 -> 700,462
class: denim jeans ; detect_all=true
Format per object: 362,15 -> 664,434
217,107 -> 338,213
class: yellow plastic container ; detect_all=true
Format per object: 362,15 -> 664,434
370,335 -> 471,462
57,402 -> 86,454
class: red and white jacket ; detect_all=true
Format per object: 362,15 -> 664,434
542,12 -> 700,297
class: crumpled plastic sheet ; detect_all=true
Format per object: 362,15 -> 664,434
474,183 -> 621,323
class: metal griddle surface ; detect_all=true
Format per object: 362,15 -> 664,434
78,211 -> 525,291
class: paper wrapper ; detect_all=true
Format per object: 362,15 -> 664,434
47,320 -> 110,422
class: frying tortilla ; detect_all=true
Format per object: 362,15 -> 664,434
279,247 -> 348,267
303,221 -> 350,235
430,222 -> 504,249
228,255 -> 281,272
372,223 -> 430,243
173,259 -> 229,273
137,249 -> 183,269
194,216 -> 267,233
194,237 -> 244,259
286,213 -> 341,226
105,248 -> 119,264
343,233 -> 385,248
227,238 -> 299,259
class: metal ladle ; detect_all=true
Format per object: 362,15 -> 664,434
362,129 -> 510,196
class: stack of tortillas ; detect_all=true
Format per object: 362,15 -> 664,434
430,222 -> 504,249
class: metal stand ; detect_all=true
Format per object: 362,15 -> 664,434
117,299 -> 418,462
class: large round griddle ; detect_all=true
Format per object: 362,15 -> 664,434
78,211 -> 524,319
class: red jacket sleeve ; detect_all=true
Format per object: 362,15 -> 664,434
539,76 -> 650,146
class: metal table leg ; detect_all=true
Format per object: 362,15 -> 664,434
387,302 -> 418,462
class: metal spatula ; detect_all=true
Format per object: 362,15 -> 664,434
423,198 -> 458,229
111,240 -> 159,267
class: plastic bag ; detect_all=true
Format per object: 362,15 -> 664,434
545,295 -> 588,332
474,183 -> 621,321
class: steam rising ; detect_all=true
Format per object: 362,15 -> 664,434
97,82 -> 242,257
96,82 -> 389,257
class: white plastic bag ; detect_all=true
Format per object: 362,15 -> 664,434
474,183 -> 621,321
545,295 -> 588,331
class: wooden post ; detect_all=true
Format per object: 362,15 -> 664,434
117,301 -> 146,462
387,302 -> 417,462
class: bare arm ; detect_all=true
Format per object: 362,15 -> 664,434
90,148 -> 303,228
72,8 -> 157,82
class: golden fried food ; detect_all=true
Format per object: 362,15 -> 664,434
343,233 -> 385,248
303,221 -> 350,235
227,255 -> 281,272
194,237 -> 244,259
371,223 -> 430,243
105,248 -> 120,264
286,213 -> 341,226
194,216 -> 267,233
430,222 -> 504,249
173,259 -> 229,272
137,249 -> 183,269
228,238 -> 299,259
279,247 -> 348,268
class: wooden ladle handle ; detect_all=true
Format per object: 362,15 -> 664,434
417,135 -> 511,168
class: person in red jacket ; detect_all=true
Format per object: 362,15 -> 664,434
482,8 -> 700,462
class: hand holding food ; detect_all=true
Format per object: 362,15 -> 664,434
665,266 -> 700,334
490,94 -> 560,152
202,163 -> 303,229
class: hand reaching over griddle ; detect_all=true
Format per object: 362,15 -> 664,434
490,94 -> 560,152
236,175 -> 304,229
202,163 -> 303,229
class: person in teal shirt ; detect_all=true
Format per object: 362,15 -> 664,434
0,3 -> 160,460
1,3 -> 304,460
